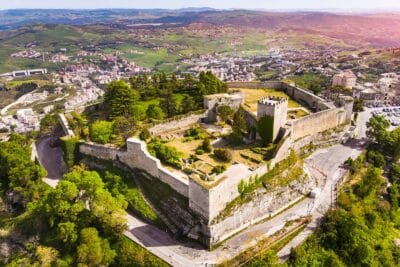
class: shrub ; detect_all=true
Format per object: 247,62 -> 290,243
214,148 -> 232,162
217,105 -> 234,122
147,139 -> 182,169
90,120 -> 114,144
139,128 -> 151,141
201,138 -> 212,153
228,128 -> 244,145
195,149 -> 205,155
184,127 -> 203,139
366,149 -> 386,168
212,165 -> 226,175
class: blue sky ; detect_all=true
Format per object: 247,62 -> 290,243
1,0 -> 400,10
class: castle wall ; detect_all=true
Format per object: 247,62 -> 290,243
79,139 -> 189,198
283,83 -> 330,111
291,107 -> 347,141
149,112 -> 206,135
207,170 -> 316,245
80,143 -> 120,161
189,163 -> 269,223
77,81 -> 354,248
271,130 -> 293,164
228,81 -> 284,89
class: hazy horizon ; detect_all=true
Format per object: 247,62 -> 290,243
1,0 -> 400,11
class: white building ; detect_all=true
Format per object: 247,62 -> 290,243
332,71 -> 357,89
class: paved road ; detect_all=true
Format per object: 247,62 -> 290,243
277,109 -> 372,260
37,110 -> 373,266
36,136 -> 64,182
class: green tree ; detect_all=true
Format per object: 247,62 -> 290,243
105,80 -> 139,118
40,114 -> 59,136
354,167 -> 384,198
35,246 -> 59,267
57,221 -> 78,244
146,104 -> 165,120
113,116 -> 136,140
43,180 -> 85,226
202,138 -> 212,153
353,98 -> 364,112
181,94 -> 196,114
139,128 -> 151,141
90,120 -> 114,144
233,107 -> 248,134
160,91 -> 178,117
77,228 -> 116,267
217,105 -> 234,123
366,115 -> 390,144
366,150 -> 386,168
63,168 -> 127,233
130,104 -> 146,121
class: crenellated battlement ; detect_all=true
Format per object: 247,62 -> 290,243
258,96 -> 288,106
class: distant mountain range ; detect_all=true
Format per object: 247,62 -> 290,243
1,9 -> 400,47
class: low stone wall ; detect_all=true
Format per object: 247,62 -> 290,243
149,112 -> 206,135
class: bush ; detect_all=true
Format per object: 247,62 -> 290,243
147,139 -> 182,169
217,105 -> 234,122
228,128 -> 244,145
139,128 -> 151,141
212,165 -> 226,175
184,127 -> 203,139
90,120 -> 114,144
201,138 -> 212,153
214,148 -> 232,162
366,149 -> 386,168
195,149 -> 205,155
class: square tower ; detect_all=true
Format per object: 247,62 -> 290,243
257,96 -> 288,142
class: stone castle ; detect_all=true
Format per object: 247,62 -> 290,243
76,81 -> 354,248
